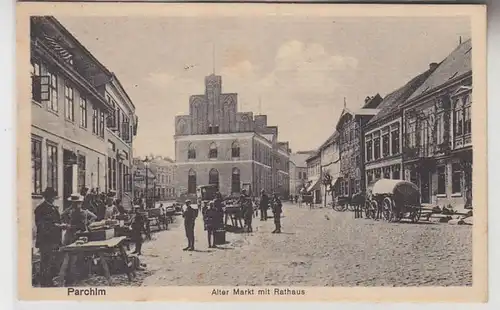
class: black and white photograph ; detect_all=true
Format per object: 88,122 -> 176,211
16,2 -> 487,302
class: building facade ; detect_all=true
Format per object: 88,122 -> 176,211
174,74 -> 290,198
364,66 -> 436,189
289,151 -> 315,197
318,132 -> 341,206
102,75 -> 138,210
402,39 -> 472,209
132,157 -> 156,200
31,17 -> 116,211
305,151 -> 322,203
337,95 -> 382,198
149,156 -> 176,200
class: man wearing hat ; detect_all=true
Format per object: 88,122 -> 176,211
182,200 -> 198,251
62,193 -> 97,245
34,187 -> 66,287
259,189 -> 270,221
271,192 -> 283,233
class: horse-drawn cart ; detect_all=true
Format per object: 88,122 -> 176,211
365,179 -> 422,222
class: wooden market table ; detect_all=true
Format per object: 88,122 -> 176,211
58,236 -> 135,287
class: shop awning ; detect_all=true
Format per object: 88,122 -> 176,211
306,178 -> 321,192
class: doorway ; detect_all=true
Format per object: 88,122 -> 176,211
63,149 -> 74,209
420,170 -> 431,204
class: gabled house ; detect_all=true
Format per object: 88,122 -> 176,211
364,64 -> 437,188
337,95 -> 383,197
401,39 -> 472,209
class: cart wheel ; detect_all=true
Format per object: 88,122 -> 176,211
370,200 -> 378,219
382,197 -> 394,222
364,201 -> 372,219
333,203 -> 344,212
411,207 -> 422,223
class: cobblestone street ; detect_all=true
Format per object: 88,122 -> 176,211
139,202 -> 472,287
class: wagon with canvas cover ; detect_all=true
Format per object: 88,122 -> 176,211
365,179 -> 422,223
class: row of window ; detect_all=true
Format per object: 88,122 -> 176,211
106,94 -> 133,143
31,136 -> 86,195
187,168 -> 241,194
187,141 -> 240,160
365,123 -> 400,162
366,164 -> 402,185
297,171 -> 307,180
436,163 -> 469,195
32,59 -> 108,140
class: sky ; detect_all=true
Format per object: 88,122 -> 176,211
57,16 -> 470,159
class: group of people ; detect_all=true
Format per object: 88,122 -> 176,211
258,189 -> 283,233
33,186 -> 148,287
179,189 -> 284,252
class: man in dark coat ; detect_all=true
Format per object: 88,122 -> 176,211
34,187 -> 66,287
182,200 -> 198,251
131,206 -> 145,255
259,189 -> 269,221
240,190 -> 253,232
271,193 -> 283,233
203,202 -> 218,248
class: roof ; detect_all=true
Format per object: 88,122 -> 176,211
407,39 -> 472,102
319,131 -> 339,150
305,151 -> 321,162
366,68 -> 436,127
290,153 -> 313,168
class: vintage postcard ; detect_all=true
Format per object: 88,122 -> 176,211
16,1 -> 487,302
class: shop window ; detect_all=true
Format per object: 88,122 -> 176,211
31,137 -> 42,194
187,143 -> 196,159
188,169 -> 196,194
452,163 -> 462,194
46,143 -> 58,194
232,168 -> 240,193
392,165 -> 401,180
209,142 -> 218,159
437,166 -> 446,195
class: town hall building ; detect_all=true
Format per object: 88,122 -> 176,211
174,74 -> 290,198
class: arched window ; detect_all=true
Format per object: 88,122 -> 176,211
231,167 -> 240,193
231,141 -> 240,158
209,168 -> 219,190
188,169 -> 196,194
209,142 -> 218,159
188,143 -> 196,159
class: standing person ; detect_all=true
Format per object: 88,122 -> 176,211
34,187 -> 67,287
213,192 -> 225,230
182,200 -> 198,251
203,201 -> 218,248
271,193 -> 283,233
240,191 -> 253,232
259,189 -> 269,221
130,207 -> 145,255
104,198 -> 119,220
62,194 -> 98,245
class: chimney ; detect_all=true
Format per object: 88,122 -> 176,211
429,62 -> 439,71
